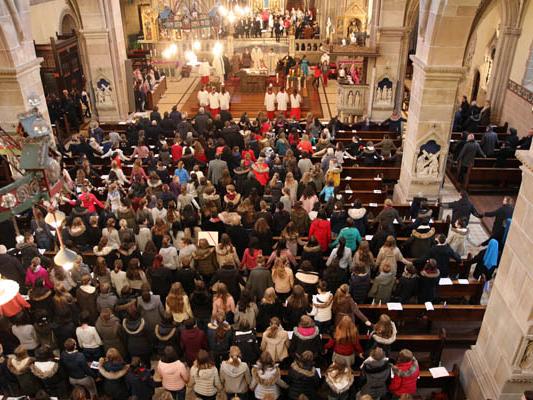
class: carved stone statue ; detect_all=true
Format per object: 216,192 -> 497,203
416,149 -> 440,178
520,340 -> 533,370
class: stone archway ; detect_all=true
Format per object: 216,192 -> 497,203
64,0 -> 130,121
60,13 -> 78,35
394,0 -> 484,202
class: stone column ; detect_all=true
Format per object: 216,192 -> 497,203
487,26 -> 522,123
393,0 -> 481,202
77,0 -> 130,122
371,0 -> 407,121
393,56 -> 464,202
372,27 -> 408,121
461,146 -> 533,399
0,0 -> 48,131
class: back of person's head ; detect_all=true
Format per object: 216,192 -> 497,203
258,351 -> 274,370
370,346 -> 385,361
437,234 -> 446,244
162,346 -> 178,363
299,315 -> 315,328
184,318 -> 196,329
71,386 -> 89,400
397,349 -> 414,363
64,338 -> 77,351
35,345 -> 54,362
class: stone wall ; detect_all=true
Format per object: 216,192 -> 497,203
500,85 -> 533,136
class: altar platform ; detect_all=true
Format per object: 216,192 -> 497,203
179,77 -> 323,119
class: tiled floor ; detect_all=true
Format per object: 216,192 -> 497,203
155,77 -> 200,115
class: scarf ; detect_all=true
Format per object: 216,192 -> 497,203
483,239 -> 499,271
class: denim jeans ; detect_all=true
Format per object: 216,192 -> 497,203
169,388 -> 186,400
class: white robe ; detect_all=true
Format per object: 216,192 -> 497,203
290,93 -> 302,108
264,92 -> 276,111
197,90 -> 209,107
208,92 -> 220,109
276,91 -> 289,111
219,92 -> 231,110
199,61 -> 210,77
251,47 -> 264,70
212,56 -> 225,82
265,51 -> 279,76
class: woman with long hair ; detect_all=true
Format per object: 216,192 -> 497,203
250,351 -> 288,400
188,350 -> 222,400
331,284 -> 372,327
260,317 -> 290,364
283,285 -> 310,330
220,346 -> 252,399
280,221 -> 305,257
284,171 -> 298,204
352,240 -> 375,273
271,257 -> 294,302
299,184 -> 319,214
375,235 -> 411,275
216,233 -> 241,268
325,358 -> 354,400
256,287 -> 282,333
166,282 -> 193,325
151,217 -> 169,249
241,236 -> 263,273
97,347 -> 130,400
252,218 -> 273,256
212,282 -> 236,322
206,310 -> 232,367
369,314 -> 398,356
267,238 -> 297,268
324,315 -> 363,367
233,289 -> 258,330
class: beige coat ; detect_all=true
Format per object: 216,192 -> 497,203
260,327 -> 290,363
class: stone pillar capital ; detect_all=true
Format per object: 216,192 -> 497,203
378,27 -> 410,38
410,55 -> 466,81
501,26 -> 522,36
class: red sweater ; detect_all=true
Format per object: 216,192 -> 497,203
78,192 -> 104,213
324,338 -> 363,356
308,218 -> 332,252
389,360 -> 420,396
241,248 -> 263,270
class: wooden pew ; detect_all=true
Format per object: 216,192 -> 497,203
341,166 -> 401,180
339,190 -> 387,204
337,178 -> 385,191
358,304 -> 486,333
436,279 -> 484,304
334,137 -> 403,147
146,76 -> 168,110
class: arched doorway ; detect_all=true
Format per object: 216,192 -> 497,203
471,69 -> 481,101
61,13 -> 77,35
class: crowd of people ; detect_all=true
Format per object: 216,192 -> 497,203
0,81 -> 521,400
231,8 -> 319,40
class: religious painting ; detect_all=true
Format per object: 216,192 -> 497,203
415,140 -> 441,179
140,4 -> 158,41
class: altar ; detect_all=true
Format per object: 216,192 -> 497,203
238,69 -> 268,93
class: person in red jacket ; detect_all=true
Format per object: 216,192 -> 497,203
179,318 -> 208,366
324,315 -> 363,366
64,186 -> 104,214
308,209 -> 332,252
389,349 -> 420,396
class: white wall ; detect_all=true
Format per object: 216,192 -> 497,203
30,0 -> 71,44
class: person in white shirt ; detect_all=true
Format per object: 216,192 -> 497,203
208,87 -> 221,117
219,86 -> 231,111
151,200 -> 168,223
76,311 -> 103,361
264,86 -> 277,120
276,86 -> 289,117
159,236 -> 179,270
289,88 -> 302,120
197,86 -> 209,108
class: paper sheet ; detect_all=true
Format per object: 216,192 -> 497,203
365,235 -> 373,241
457,279 -> 470,285
316,368 -> 321,378
387,302 -> 403,311
439,278 -> 453,285
90,361 -> 100,369
373,190 -> 382,194
425,302 -> 434,311
38,248 -> 46,255
288,331 -> 293,340
345,189 -> 353,194
345,176 -> 352,180
369,203 -> 378,207
373,177 -> 382,181
429,367 -> 450,378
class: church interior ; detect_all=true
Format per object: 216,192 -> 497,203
0,0 -> 533,399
